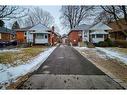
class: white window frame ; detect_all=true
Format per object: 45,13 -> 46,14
0,33 -> 1,39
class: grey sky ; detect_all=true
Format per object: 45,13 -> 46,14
40,6 -> 64,35
5,6 -> 97,35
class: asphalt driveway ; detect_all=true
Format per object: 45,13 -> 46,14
19,45 -> 123,89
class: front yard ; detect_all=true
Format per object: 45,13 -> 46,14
0,47 -> 46,67
75,47 -> 127,84
0,46 -> 56,89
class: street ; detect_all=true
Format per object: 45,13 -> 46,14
19,45 -> 123,89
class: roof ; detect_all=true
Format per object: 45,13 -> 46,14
89,22 -> 112,30
71,24 -> 91,31
29,23 -> 49,31
31,31 -> 49,34
14,26 -> 33,32
55,32 -> 61,37
0,27 -> 14,34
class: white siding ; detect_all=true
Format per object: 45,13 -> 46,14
35,34 -> 48,44
35,39 -> 48,44
91,34 -> 105,43
26,31 -> 33,43
82,30 -> 89,42
91,38 -> 104,43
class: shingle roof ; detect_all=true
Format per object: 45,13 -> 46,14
14,26 -> 33,32
29,23 -> 49,31
0,27 -> 14,34
71,24 -> 91,31
89,22 -> 112,30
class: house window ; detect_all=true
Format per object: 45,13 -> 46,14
24,32 -> 27,36
84,32 -> 87,37
45,35 -> 47,39
96,34 -> 103,38
36,34 -> 44,39
92,34 -> 95,38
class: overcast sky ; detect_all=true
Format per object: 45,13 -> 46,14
5,6 -> 96,36
40,6 -> 65,35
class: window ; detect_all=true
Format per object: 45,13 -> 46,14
36,34 -> 44,39
84,32 -> 87,37
24,32 -> 27,36
92,34 -> 95,38
96,34 -> 103,38
45,35 -> 47,39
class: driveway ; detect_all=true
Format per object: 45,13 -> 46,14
19,45 -> 123,89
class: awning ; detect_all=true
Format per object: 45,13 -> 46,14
90,31 -> 108,35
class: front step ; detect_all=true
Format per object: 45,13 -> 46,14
19,74 -> 123,89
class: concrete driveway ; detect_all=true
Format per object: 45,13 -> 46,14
19,45 -> 123,89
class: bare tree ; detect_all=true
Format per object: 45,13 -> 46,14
100,5 -> 127,36
0,5 -> 28,20
60,6 -> 94,29
19,7 -> 54,27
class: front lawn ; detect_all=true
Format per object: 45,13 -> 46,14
0,46 -> 47,66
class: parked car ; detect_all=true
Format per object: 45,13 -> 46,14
0,40 -> 18,48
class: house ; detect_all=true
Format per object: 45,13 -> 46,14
28,24 -> 50,45
108,19 -> 127,40
15,26 -> 32,43
48,26 -> 60,46
62,34 -> 68,44
15,24 -> 60,45
68,22 -> 112,46
89,22 -> 111,43
0,27 -> 15,42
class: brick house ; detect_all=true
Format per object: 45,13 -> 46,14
68,30 -> 82,46
0,27 -> 15,42
48,26 -> 60,46
15,26 -> 32,43
107,19 -> 127,40
15,24 -> 60,45
68,22 -> 112,46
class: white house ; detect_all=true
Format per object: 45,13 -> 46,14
78,22 -> 112,44
27,23 -> 50,44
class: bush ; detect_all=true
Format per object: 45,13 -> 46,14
97,41 -> 109,47
114,40 -> 127,48
104,38 -> 114,47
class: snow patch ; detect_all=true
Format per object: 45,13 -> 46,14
0,47 -> 56,89
74,46 -> 89,50
96,47 -> 127,64
0,48 -> 21,53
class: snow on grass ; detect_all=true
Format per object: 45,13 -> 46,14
0,48 -> 21,53
75,46 -> 127,64
0,47 -> 45,66
96,47 -> 127,64
74,46 -> 89,50
0,47 -> 56,89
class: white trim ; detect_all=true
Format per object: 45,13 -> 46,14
0,33 -> 1,39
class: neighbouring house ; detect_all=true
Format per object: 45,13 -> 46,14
89,22 -> 111,43
68,22 -> 112,46
48,26 -> 61,46
0,27 -> 15,42
15,26 -> 32,43
108,19 -> 127,40
15,24 -> 60,45
29,24 -> 50,45
62,34 -> 68,44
